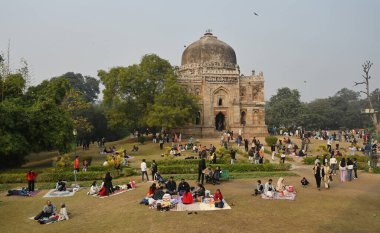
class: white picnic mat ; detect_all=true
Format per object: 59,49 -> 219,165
173,200 -> 232,211
43,189 -> 77,198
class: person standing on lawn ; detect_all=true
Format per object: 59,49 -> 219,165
26,170 -> 37,192
74,156 -> 80,173
141,159 -> 149,182
353,158 -> 358,179
329,155 -> 337,175
346,158 -> 354,181
151,160 -> 158,181
271,143 -> 276,161
314,162 -> 322,190
339,158 -> 346,182
198,156 -> 206,185
230,149 -> 237,164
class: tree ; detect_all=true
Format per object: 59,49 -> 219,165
265,87 -> 303,128
145,75 -> 199,129
354,61 -> 380,134
51,72 -> 100,103
99,54 -> 197,132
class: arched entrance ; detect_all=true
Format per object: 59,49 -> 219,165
215,112 -> 225,131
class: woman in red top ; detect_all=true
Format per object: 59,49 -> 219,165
26,170 -> 37,192
213,189 -> 224,208
74,156 -> 80,172
182,188 -> 194,204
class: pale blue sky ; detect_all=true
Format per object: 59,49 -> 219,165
1,0 -> 379,101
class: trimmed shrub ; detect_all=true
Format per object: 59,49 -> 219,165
156,163 -> 291,174
265,136 -> 278,146
0,167 -> 135,183
138,135 -> 145,144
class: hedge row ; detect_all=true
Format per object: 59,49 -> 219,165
0,168 -> 135,183
303,155 -> 369,165
1,166 -> 118,174
146,158 -> 231,167
156,163 -> 291,174
161,171 -> 297,181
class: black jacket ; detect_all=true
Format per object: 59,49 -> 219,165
198,158 -> 206,172
166,180 -> 177,191
177,181 -> 190,192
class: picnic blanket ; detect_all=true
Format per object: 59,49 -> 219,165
43,188 -> 79,198
172,200 -> 232,211
261,192 -> 296,201
97,188 -> 135,199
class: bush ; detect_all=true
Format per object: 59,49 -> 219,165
156,163 -> 291,174
138,135 -> 145,144
265,136 -> 278,146
0,168 -> 135,183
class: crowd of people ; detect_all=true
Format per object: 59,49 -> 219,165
253,177 -> 295,198
139,177 -> 225,212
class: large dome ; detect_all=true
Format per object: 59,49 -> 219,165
181,32 -> 237,66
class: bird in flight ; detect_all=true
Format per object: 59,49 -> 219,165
254,12 -> 259,16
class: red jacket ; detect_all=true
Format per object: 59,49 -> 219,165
74,158 -> 80,169
26,172 -> 37,181
182,192 -> 194,204
213,192 -> 223,202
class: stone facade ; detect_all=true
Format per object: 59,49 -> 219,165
177,32 -> 267,138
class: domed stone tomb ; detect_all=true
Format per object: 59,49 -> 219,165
177,32 -> 267,137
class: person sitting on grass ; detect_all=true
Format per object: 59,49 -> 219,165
213,189 -> 224,208
301,177 -> 309,187
276,177 -> 289,196
58,203 -> 69,221
132,145 -> 139,152
34,200 -> 56,221
147,183 -> 157,198
253,180 -> 264,196
182,188 -> 194,204
166,176 -> 177,195
55,180 -> 66,191
152,186 -> 165,200
213,166 -> 222,185
204,166 -> 214,184
193,183 -> 206,202
139,183 -> 157,205
177,179 -> 190,196
264,179 -> 275,197
87,181 -> 99,195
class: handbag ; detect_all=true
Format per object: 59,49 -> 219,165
347,165 -> 353,169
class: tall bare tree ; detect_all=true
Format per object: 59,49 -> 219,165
354,60 -> 380,134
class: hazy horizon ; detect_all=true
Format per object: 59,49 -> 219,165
1,0 -> 379,102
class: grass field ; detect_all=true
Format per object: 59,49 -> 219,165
1,136 -> 379,233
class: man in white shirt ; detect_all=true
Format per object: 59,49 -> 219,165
329,156 -> 337,175
141,159 -> 149,182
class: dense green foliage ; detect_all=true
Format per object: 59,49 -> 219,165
156,163 -> 291,174
98,54 -> 199,132
265,136 -> 278,146
266,87 -> 379,130
0,167 -> 134,183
